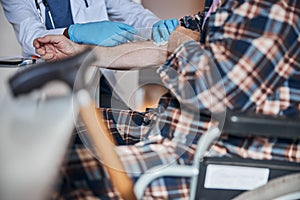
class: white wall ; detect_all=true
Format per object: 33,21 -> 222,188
142,0 -> 204,19
0,4 -> 22,57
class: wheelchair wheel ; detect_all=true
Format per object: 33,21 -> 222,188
233,173 -> 300,200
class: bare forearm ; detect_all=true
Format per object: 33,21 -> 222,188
89,26 -> 199,70
90,41 -> 168,70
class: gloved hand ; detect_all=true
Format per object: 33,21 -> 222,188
152,19 -> 179,43
68,21 -> 137,46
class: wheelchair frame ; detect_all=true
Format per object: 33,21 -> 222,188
134,111 -> 300,199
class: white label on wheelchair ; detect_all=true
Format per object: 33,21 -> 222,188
204,164 -> 269,190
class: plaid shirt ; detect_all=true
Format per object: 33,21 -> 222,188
54,0 -> 300,199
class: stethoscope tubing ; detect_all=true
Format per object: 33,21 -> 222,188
34,0 -> 89,29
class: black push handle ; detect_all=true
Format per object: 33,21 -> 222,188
9,50 -> 95,97
222,110 -> 300,139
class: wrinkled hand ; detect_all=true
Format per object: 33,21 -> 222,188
68,21 -> 137,46
33,35 -> 85,62
152,19 -> 179,43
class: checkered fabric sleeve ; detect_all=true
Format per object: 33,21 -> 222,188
161,0 -> 300,115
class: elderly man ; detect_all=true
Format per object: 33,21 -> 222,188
34,0 -> 300,199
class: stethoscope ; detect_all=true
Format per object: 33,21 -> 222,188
34,0 -> 55,29
34,0 -> 89,29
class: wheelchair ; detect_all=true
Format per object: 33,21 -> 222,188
134,111 -> 300,200
3,50 -> 300,200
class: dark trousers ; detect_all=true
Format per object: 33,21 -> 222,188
99,76 -> 128,110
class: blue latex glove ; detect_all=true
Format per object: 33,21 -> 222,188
68,21 -> 137,46
152,19 -> 179,43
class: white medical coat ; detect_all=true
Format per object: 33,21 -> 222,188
1,0 -> 160,56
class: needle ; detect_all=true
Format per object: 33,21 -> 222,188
133,35 -> 149,42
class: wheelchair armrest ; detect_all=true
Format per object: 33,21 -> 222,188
134,165 -> 198,199
222,111 -> 300,139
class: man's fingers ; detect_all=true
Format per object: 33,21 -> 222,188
41,52 -> 55,61
33,35 -> 58,49
36,44 -> 55,61
33,38 -> 41,48
37,35 -> 65,44
35,47 -> 46,56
